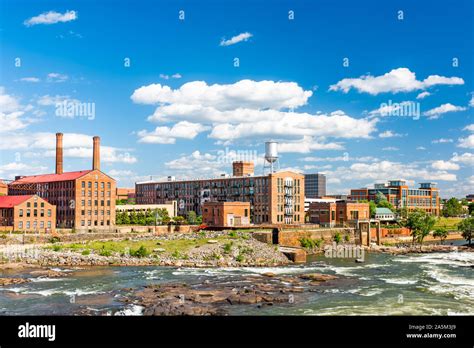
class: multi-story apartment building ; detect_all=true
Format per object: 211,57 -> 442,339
136,162 -> 305,225
349,180 -> 440,215
304,173 -> 326,198
0,195 -> 56,232
8,133 -> 116,229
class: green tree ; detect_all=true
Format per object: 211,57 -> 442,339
196,215 -> 203,224
129,211 -> 138,225
173,216 -> 185,224
433,227 -> 448,244
377,199 -> 394,211
187,211 -> 197,225
374,192 -> 387,205
406,209 -> 436,248
458,217 -> 474,246
369,201 -> 377,218
468,202 -> 474,215
442,197 -> 463,217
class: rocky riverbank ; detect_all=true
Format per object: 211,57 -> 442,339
124,272 -> 339,315
2,231 -> 290,268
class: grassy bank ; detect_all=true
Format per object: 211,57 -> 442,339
46,231 -> 252,258
434,217 -> 463,230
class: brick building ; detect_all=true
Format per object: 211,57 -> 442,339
0,181 -> 8,196
349,180 -> 440,215
202,201 -> 251,227
116,188 -> 135,201
8,133 -> 116,229
0,195 -> 56,232
136,164 -> 304,225
308,201 -> 370,227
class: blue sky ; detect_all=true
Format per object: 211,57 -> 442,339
0,0 -> 473,197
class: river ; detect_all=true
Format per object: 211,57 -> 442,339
1,245 -> 473,316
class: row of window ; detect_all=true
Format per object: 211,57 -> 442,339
81,210 -> 111,216
81,190 -> 111,197
81,181 -> 112,189
19,209 -> 52,218
80,220 -> 111,226
18,221 -> 52,229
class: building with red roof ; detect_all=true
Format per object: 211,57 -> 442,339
0,195 -> 56,232
8,133 -> 116,230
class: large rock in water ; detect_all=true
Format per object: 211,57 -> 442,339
298,273 -> 338,282
0,278 -> 31,286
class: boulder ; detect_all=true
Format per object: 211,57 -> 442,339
298,273 -> 338,282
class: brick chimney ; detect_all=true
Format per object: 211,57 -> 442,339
92,136 -> 100,171
55,133 -> 63,175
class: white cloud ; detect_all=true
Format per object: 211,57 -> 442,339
347,161 -> 457,182
0,87 -> 33,133
432,138 -> 453,144
382,147 -> 399,151
278,136 -> 343,154
379,130 -> 403,138
458,134 -> 474,149
131,79 -> 312,110
469,94 -> 474,107
47,73 -> 69,83
300,155 -> 378,163
416,146 -> 426,150
423,103 -> 466,119
19,77 -> 40,83
329,68 -> 464,95
24,10 -> 77,26
0,162 -> 48,178
208,110 -> 377,142
131,79 -> 378,145
416,91 -> 431,99
220,32 -> 253,46
451,152 -> 474,166
137,121 -> 209,144
431,160 -> 460,171
0,132 -> 137,164
159,73 -> 182,80
463,124 -> 474,132
37,94 -> 79,106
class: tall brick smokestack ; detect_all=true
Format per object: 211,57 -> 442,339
55,133 -> 63,175
93,136 -> 100,171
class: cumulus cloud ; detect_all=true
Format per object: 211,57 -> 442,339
132,79 -> 378,150
416,91 -> 431,99
220,32 -> 253,46
457,124 -> 474,149
208,110 -> 377,141
423,103 -> 466,119
0,87 -> 34,133
458,134 -> 474,149
379,130 -> 403,138
451,152 -> 474,166
277,136 -> 344,154
464,124 -> 474,132
470,94 -> 474,107
329,68 -> 464,95
346,161 -> 457,182
0,162 -> 48,178
131,80 -> 312,110
431,160 -> 460,171
24,10 -> 77,26
137,121 -> 209,144
0,132 -> 137,164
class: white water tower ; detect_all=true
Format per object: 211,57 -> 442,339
264,141 -> 280,174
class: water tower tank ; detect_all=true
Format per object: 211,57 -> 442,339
265,141 -> 278,163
